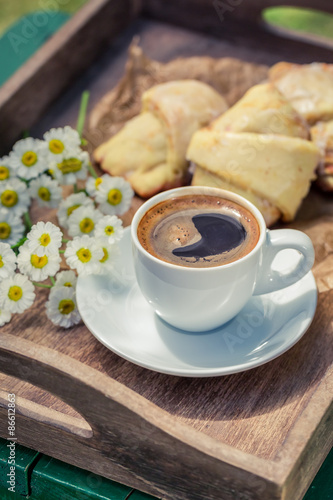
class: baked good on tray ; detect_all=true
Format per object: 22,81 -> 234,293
311,120 -> 333,191
269,62 -> 333,124
210,82 -> 309,139
187,83 -> 320,225
93,80 -> 228,198
268,62 -> 333,192
89,47 -> 331,225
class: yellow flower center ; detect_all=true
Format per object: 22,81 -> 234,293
57,158 -> 82,174
95,178 -> 103,189
38,186 -> 51,201
58,299 -> 75,315
0,223 -> 11,239
0,166 -> 10,180
107,188 -> 122,206
104,225 -> 114,236
76,248 -> 91,263
63,282 -> 72,287
79,217 -> 94,234
22,151 -> 37,167
30,254 -> 48,269
8,286 -> 23,302
39,233 -> 51,247
100,247 -> 108,263
0,256 -> 3,268
67,204 -> 80,216
49,139 -> 65,154
1,190 -> 18,208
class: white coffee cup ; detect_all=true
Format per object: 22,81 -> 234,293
131,186 -> 315,332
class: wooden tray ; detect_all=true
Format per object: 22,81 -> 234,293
0,2 -> 333,499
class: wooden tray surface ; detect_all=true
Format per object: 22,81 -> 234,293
0,15 -> 332,500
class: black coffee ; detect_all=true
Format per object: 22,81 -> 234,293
137,194 -> 260,268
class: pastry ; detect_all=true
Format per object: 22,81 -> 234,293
188,83 -> 320,224
269,62 -> 333,124
210,82 -> 309,139
311,120 -> 333,191
93,80 -> 228,198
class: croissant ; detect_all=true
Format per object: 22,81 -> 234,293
93,80 -> 228,198
211,82 -> 309,139
187,83 -> 320,225
269,62 -> 333,124
311,120 -> 333,191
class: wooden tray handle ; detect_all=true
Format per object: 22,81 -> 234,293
0,333 -> 278,500
0,333 -> 161,441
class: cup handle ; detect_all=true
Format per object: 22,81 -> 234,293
253,229 -> 315,295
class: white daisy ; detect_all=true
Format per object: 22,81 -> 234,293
29,174 -> 62,209
95,215 -> 124,245
95,176 -> 134,215
95,176 -> 133,216
57,192 -> 94,229
17,241 -> 61,282
0,209 -> 25,246
67,205 -> 103,238
64,235 -> 103,276
45,286 -> 81,328
54,270 -> 77,289
26,221 -> 63,257
0,243 -> 16,279
0,273 -> 35,314
93,238 -> 119,275
0,156 -> 18,182
50,149 -> 89,185
0,308 -> 12,326
85,174 -> 107,197
43,126 -> 81,163
8,137 -> 48,180
0,178 -> 30,216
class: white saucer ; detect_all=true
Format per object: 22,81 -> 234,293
76,227 -> 317,377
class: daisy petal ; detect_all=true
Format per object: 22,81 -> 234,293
57,192 -> 94,229
64,235 -> 103,276
17,241 -> 61,281
95,176 -> 134,216
46,286 -> 81,328
8,138 -> 48,180
0,273 -> 35,314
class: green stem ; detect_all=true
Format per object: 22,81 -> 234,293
11,237 -> 27,249
18,177 -> 30,185
59,250 -> 65,254
50,276 -> 56,286
33,282 -> 52,289
87,162 -> 98,179
73,183 -> 79,193
76,90 -> 90,139
62,238 -> 69,244
23,212 -> 32,231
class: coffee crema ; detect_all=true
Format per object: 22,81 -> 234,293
137,194 -> 260,268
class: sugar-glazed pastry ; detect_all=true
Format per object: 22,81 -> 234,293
188,83 -> 320,225
93,80 -> 228,198
211,82 -> 309,139
311,120 -> 333,191
269,62 -> 333,124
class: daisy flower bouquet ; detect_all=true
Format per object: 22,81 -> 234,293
0,92 -> 134,329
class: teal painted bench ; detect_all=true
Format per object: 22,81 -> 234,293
0,438 -> 157,499
0,11 -> 70,86
0,438 -> 331,499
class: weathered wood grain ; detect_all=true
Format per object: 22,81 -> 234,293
143,0 -> 333,61
0,174 -> 332,500
0,0 -> 141,156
